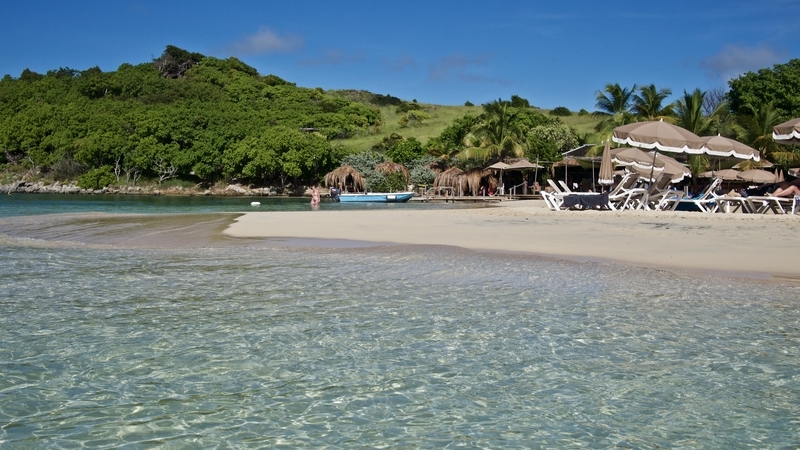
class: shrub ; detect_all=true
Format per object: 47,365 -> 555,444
369,171 -> 407,192
396,101 -> 423,114
550,106 -> 572,116
77,166 -> 116,190
578,109 -> 589,116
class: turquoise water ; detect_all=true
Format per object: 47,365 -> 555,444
0,193 -> 478,217
0,198 -> 799,448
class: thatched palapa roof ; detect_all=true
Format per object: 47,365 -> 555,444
324,165 -> 365,192
433,167 -> 464,189
434,167 -> 497,195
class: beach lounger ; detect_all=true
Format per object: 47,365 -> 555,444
713,195 -> 752,213
742,195 -> 797,214
664,178 -> 722,213
543,179 -> 600,210
541,189 -> 563,210
606,174 -> 645,210
626,173 -> 679,210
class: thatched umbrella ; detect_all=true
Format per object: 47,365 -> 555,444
433,167 -> 464,194
374,161 -> 411,184
324,165 -> 365,192
463,168 -> 496,195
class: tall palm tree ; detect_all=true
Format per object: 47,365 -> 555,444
592,83 -> 637,132
673,88 -> 725,136
632,84 -> 674,121
737,102 -> 799,167
674,89 -> 728,179
462,99 -> 525,161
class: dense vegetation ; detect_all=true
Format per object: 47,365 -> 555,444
589,58 -> 800,172
2,45 -> 798,192
0,46 -> 380,190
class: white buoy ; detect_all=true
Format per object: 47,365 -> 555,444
250,201 -> 261,206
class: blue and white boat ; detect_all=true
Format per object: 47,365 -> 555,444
337,192 -> 414,203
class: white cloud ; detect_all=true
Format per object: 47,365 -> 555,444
225,28 -> 303,55
702,44 -> 788,82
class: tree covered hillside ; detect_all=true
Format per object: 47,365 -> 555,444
0,46 -> 381,189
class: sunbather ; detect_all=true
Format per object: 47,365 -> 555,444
769,179 -> 800,197
745,178 -> 800,197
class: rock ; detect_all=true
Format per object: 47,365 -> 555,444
226,184 -> 248,195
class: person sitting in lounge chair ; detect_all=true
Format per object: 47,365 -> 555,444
770,179 -> 800,197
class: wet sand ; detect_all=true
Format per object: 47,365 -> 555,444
224,200 -> 800,281
1,201 -> 798,281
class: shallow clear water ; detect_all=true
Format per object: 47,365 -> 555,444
0,193 -> 479,217
0,198 -> 799,448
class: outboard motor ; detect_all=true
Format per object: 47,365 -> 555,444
330,187 -> 340,202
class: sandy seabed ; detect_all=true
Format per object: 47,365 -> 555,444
224,200 -> 800,282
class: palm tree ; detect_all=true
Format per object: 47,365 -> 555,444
592,83 -> 637,133
673,88 -> 724,136
461,99 -> 525,161
632,84 -> 674,121
737,102 -> 799,167
674,89 -> 727,180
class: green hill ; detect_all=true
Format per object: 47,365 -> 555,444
0,45 -> 603,192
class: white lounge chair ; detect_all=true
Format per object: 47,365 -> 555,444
664,178 -> 722,213
606,173 -> 645,210
742,194 -> 797,214
626,173 -> 676,210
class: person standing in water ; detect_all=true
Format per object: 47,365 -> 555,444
310,186 -> 321,206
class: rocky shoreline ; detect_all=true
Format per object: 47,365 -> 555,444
0,180 -> 308,197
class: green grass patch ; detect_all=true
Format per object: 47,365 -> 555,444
335,104 -> 481,153
336,104 -> 604,154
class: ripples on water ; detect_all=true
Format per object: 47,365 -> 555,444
1,241 -> 799,447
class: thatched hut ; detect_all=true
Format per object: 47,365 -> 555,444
433,167 -> 464,191
463,168 -> 498,195
374,161 -> 411,184
324,165 -> 365,192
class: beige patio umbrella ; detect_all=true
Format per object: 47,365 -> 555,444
598,141 -> 614,185
613,120 -> 707,202
486,161 -> 510,170
648,152 -> 692,183
486,161 -> 510,193
698,168 -> 740,180
613,120 -> 707,154
324,165 -> 365,192
611,147 -> 665,171
773,118 -> 800,145
506,159 -> 544,170
777,170 -> 785,182
737,169 -> 776,184
699,135 -> 761,161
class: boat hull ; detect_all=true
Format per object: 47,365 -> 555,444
338,192 -> 414,203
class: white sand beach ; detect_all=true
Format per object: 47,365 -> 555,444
224,200 -> 800,281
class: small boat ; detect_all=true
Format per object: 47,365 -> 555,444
337,192 -> 414,203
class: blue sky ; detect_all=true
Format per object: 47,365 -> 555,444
1,0 -> 798,111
